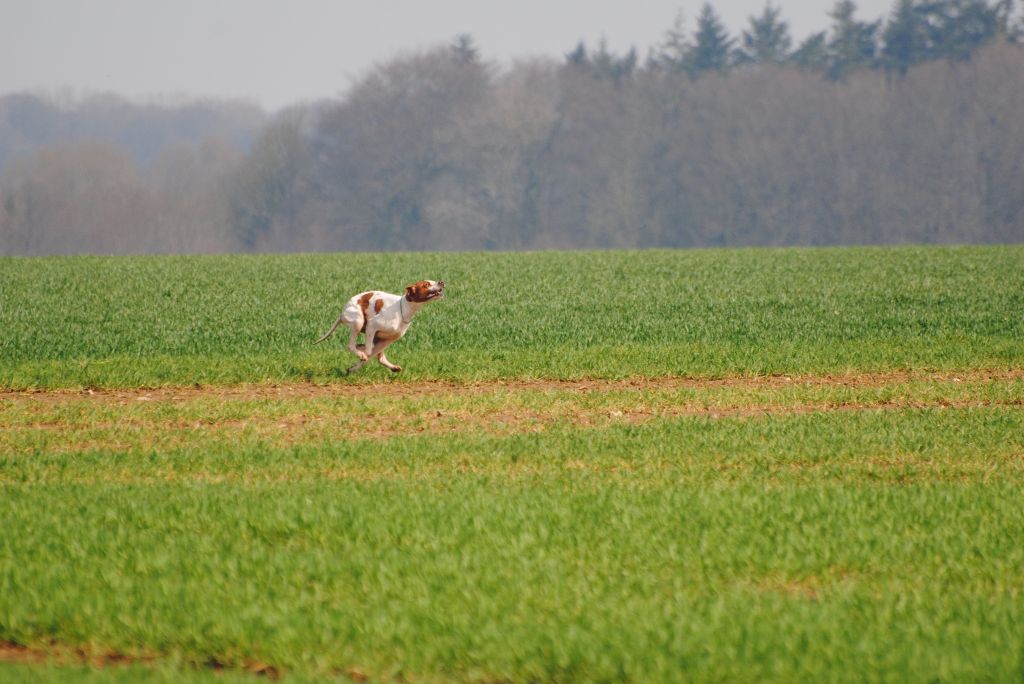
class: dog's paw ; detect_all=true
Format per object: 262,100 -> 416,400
390,366 -> 402,373
356,351 -> 369,362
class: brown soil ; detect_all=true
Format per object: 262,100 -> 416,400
3,369 -> 1021,450
0,639 -> 280,677
4,368 -> 1023,404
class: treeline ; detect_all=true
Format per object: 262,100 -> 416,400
0,93 -> 264,170
2,0 -> 1024,255
0,95 -> 264,254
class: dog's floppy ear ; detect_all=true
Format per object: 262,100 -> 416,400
405,285 -> 414,301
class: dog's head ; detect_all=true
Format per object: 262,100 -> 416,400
405,279 -> 445,303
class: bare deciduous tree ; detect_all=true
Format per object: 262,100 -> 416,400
3,8 -> 1024,256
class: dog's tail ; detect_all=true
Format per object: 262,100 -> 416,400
313,312 -> 346,345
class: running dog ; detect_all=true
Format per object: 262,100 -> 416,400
314,280 -> 445,374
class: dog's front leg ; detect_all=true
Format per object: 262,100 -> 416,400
374,339 -> 402,373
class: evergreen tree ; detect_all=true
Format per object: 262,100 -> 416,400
881,0 -> 928,74
688,3 -> 736,75
589,39 -> 638,82
450,33 -> 480,64
566,41 -> 588,66
737,4 -> 793,65
993,0 -> 1016,30
827,0 -> 882,79
653,10 -> 691,73
881,0 -> 1014,72
792,32 -> 830,71
614,47 -> 639,81
933,0 -> 1011,61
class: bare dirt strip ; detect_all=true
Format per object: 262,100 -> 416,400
4,368 -> 1023,404
0,639 -> 283,678
2,369 -> 1022,449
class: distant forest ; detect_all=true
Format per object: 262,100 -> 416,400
2,0 -> 1023,255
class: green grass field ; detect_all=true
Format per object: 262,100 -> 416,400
2,246 -> 1023,681
2,246 -> 1022,388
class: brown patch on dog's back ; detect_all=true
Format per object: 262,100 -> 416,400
358,292 -> 373,332
374,298 -> 384,314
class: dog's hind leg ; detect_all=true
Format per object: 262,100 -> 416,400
347,325 -> 368,362
373,338 -> 401,373
344,324 -> 370,374
377,351 -> 401,373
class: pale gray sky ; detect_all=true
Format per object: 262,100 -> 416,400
1,0 -> 895,110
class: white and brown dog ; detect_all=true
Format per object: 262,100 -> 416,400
314,280 -> 445,374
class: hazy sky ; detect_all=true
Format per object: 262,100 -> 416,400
2,0 -> 895,110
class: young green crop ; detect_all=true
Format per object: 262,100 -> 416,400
3,407 -> 1024,681
2,246 -> 1023,681
2,246 -> 1022,388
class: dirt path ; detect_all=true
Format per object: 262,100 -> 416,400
4,368 -> 1023,404
0,639 -> 281,678
2,369 -> 1021,450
